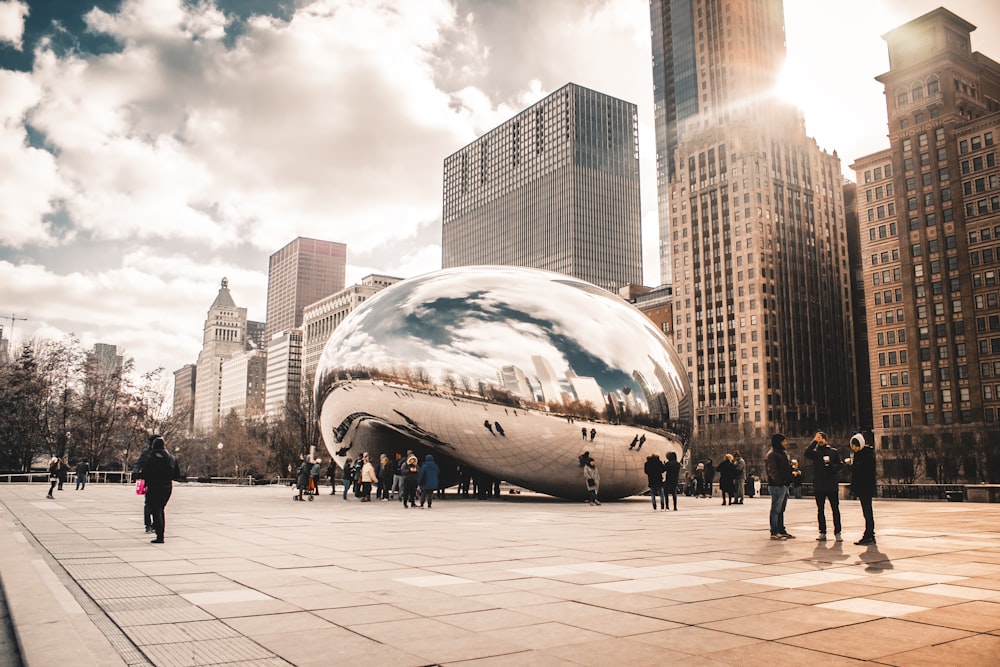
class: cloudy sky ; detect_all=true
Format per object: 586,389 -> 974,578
1,0 -> 999,382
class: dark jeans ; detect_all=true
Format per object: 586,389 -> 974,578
146,485 -> 172,540
650,484 -> 666,509
341,479 -> 353,499
768,484 -> 789,535
419,488 -> 435,507
858,494 -> 875,538
815,488 -> 841,534
403,480 -> 417,507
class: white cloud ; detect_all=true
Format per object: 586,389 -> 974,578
0,0 -> 28,49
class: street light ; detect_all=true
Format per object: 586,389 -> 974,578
216,442 -> 224,479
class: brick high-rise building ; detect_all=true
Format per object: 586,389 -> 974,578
442,82 -> 642,292
852,7 -> 1000,480
650,0 -> 857,438
264,237 -> 347,341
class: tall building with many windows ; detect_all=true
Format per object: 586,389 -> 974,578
193,278 -> 248,433
264,237 -> 347,341
442,82 -> 642,292
852,7 -> 1000,480
650,0 -> 856,438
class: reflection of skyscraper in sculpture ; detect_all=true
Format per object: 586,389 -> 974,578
499,365 -> 533,400
566,374 -> 606,410
531,355 -> 564,405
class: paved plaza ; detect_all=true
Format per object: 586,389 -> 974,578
2,484 -> 1000,666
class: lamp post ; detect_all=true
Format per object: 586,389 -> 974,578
216,442 -> 224,480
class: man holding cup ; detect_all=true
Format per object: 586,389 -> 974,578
804,431 -> 843,541
847,433 -> 877,545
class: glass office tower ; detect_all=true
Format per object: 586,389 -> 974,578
442,82 -> 642,292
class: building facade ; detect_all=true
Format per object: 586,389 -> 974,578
219,350 -> 267,420
193,278 -> 248,433
172,363 -> 196,434
853,8 -> 1000,480
442,82 -> 642,292
264,329 -> 302,418
650,0 -> 857,439
264,237 -> 347,341
302,274 -> 401,382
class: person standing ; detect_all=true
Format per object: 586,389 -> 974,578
75,459 -> 90,490
56,456 -> 68,491
45,457 -> 59,499
717,453 -> 736,506
133,436 -> 156,532
417,454 -> 440,508
704,458 -> 716,498
359,453 -> 377,502
664,451 -> 681,510
401,454 -> 419,508
326,459 -> 337,495
644,453 -> 666,510
583,458 -> 600,505
765,434 -> 795,540
390,452 -> 404,499
733,451 -> 746,505
294,456 -> 311,501
341,458 -> 355,500
805,431 -> 843,541
310,458 -> 322,497
137,435 -> 180,544
791,460 -> 804,499
848,433 -> 877,545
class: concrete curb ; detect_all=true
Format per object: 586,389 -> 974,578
0,505 -> 126,667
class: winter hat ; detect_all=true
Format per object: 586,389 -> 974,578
151,436 -> 165,449
771,433 -> 786,448
850,433 -> 866,448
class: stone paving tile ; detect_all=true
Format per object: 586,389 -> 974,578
779,617 -> 974,661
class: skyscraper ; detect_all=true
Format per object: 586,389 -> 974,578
650,0 -> 856,436
442,82 -> 642,291
852,8 -> 1000,478
193,278 -> 248,433
264,237 -> 347,341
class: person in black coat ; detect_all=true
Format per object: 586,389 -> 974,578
133,437 -> 155,532
716,454 -> 737,506
663,451 -> 681,510
848,433 -> 877,545
804,431 -> 843,540
137,435 -> 180,544
644,454 -> 666,510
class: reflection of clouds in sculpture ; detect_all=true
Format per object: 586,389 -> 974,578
316,266 -> 692,499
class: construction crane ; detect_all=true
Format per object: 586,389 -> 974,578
1,314 -> 27,339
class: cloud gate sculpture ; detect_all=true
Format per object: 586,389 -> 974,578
315,266 -> 692,500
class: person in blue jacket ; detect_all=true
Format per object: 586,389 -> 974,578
417,454 -> 440,508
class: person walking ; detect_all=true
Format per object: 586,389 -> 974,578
75,459 -> 90,490
45,457 -> 59,499
805,431 -> 843,541
766,433 -> 795,540
417,454 -> 440,508
664,451 -> 681,510
848,433 -> 877,545
583,458 -> 600,505
310,458 -> 322,497
733,451 -> 746,505
644,453 -> 666,510
137,435 -> 180,544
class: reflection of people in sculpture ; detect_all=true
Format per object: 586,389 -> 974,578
628,435 -> 639,450
484,419 -> 494,434
581,427 -> 587,440
494,421 -> 505,437
637,434 -> 646,451
589,428 -> 596,442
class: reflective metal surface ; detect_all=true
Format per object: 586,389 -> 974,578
316,266 -> 692,500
